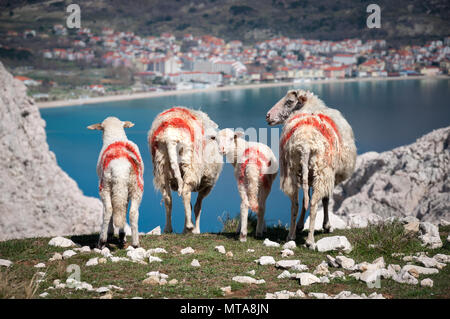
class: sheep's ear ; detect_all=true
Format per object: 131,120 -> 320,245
87,123 -> 103,130
123,121 -> 135,128
298,94 -> 307,105
234,131 -> 244,139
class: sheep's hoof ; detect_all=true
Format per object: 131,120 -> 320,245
97,241 -> 106,249
164,226 -> 173,234
239,234 -> 247,242
132,244 -> 140,249
296,223 -> 304,233
323,225 -> 332,233
305,239 -> 316,250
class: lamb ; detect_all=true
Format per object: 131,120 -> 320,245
88,117 -> 144,248
215,129 -> 278,241
148,107 -> 223,234
266,89 -> 356,247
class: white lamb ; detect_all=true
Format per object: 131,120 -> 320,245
148,107 -> 223,234
88,117 -> 144,248
215,129 -> 278,241
266,89 -> 356,247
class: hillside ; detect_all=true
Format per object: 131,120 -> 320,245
1,0 -> 449,44
0,221 -> 449,299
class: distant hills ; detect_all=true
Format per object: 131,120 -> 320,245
1,0 -> 449,45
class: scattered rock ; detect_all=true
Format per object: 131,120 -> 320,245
392,269 -> 419,285
220,286 -> 232,296
330,270 -> 346,279
39,292 -> 49,298
420,278 -> 433,287
247,270 -> 256,276
48,237 -> 76,248
147,248 -> 168,255
62,250 -> 77,259
100,247 -> 112,258
359,269 -> 382,284
98,258 -> 107,264
291,264 -> 309,272
326,255 -> 339,268
247,249 -> 255,253
168,279 -> 178,285
275,259 -> 301,270
282,241 -> 296,250
266,290 -> 305,299
433,254 -> 450,264
214,245 -> 226,254
34,262 -> 45,268
418,222 -> 443,249
49,252 -> 63,261
315,236 -> 352,253
232,276 -> 265,285
79,246 -> 91,253
263,238 -> 280,247
440,219 -> 450,226
142,276 -> 160,285
110,256 -> 129,263
147,226 -> 161,236
148,256 -> 162,263
191,259 -> 200,267
320,276 -> 330,283
281,249 -> 294,258
294,273 -> 321,286
402,265 -> 439,275
181,247 -> 195,255
335,256 -> 355,270
415,255 -> 445,269
255,256 -> 276,265
313,261 -> 329,276
127,247 -> 146,261
99,293 -> 113,299
226,251 -> 234,257
96,287 -> 110,293
308,292 -> 331,299
277,270 -> 291,279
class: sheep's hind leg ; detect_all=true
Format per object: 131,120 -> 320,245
161,183 -> 173,233
98,189 -> 113,249
193,187 -> 211,234
305,192 -> 321,249
322,196 -> 331,233
182,187 -> 195,233
287,188 -> 299,241
129,193 -> 142,247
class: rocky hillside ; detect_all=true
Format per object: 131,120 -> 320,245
1,0 -> 449,44
333,126 -> 450,225
0,61 -> 102,241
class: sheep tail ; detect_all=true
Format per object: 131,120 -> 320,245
111,179 -> 128,229
246,164 -> 260,212
167,141 -> 183,195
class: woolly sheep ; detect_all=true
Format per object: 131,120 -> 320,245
266,90 -> 356,247
88,117 -> 144,248
148,107 -> 223,234
215,129 -> 278,241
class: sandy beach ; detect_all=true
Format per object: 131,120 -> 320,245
36,75 -> 448,109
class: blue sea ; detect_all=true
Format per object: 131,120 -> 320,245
40,78 -> 450,233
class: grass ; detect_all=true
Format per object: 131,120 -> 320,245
0,221 -> 449,299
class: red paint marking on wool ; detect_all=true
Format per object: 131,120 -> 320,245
238,147 -> 272,189
317,114 -> 341,144
161,107 -> 198,122
100,141 -> 143,191
150,118 -> 194,156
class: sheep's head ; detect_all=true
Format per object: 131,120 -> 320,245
215,128 -> 244,156
87,117 -> 134,139
266,89 -> 312,126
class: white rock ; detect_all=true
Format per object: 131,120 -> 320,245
304,208 -> 347,230
48,236 -> 76,248
96,287 -> 110,293
34,262 -> 46,268
402,265 -> 439,275
146,271 -> 168,279
62,250 -> 77,259
220,286 -> 232,295
247,249 -> 255,253
232,276 -> 265,285
110,256 -> 129,263
263,238 -> 280,247
433,254 -> 450,264
326,255 -> 339,268
294,273 -> 321,286
147,226 -> 161,235
147,248 -> 168,255
79,246 -> 91,253
39,292 -> 49,298
282,241 -> 297,250
357,257 -> 385,272
418,222 -> 443,249
108,285 -> 124,291
49,252 -> 62,261
281,249 -> 294,258
313,261 -> 329,276
420,278 -> 433,287
275,259 -> 301,269
277,270 -> 291,279
127,247 -> 146,261
315,236 -> 352,253
247,270 -> 256,276
101,247 -> 112,258
255,256 -> 276,265
181,247 -> 195,255
215,245 -> 226,254
93,248 -> 102,254
320,276 -> 330,283
330,271 -> 346,279
149,256 -> 162,263
308,292 -> 331,299
392,269 -> 418,285
335,256 -> 355,270
359,269 -> 382,284
291,264 -> 309,272
191,259 -> 200,267
415,255 -> 445,269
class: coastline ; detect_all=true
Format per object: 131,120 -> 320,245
36,75 -> 449,109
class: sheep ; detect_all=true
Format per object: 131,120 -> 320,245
87,116 -> 144,248
266,89 -> 356,247
215,129 -> 278,241
148,106 -> 223,234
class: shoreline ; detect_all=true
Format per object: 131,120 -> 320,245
36,75 -> 449,109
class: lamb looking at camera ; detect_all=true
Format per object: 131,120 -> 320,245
88,117 -> 144,248
266,89 -> 356,248
215,128 -> 278,242
148,107 -> 223,234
